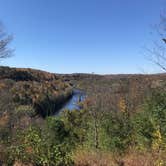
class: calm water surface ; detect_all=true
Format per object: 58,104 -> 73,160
55,89 -> 86,115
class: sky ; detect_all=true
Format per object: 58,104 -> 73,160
0,0 -> 165,74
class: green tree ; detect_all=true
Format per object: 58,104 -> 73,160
101,111 -> 133,153
133,90 -> 166,151
7,124 -> 74,166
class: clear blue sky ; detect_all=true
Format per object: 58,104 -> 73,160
0,0 -> 164,74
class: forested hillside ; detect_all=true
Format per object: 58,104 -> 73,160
0,67 -> 166,165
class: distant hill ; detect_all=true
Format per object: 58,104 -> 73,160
0,66 -> 58,81
0,66 -> 166,117
61,72 -> 166,114
0,66 -> 73,117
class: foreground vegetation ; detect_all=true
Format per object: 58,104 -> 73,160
0,67 -> 166,165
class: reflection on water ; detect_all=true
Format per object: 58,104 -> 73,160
55,89 -> 86,115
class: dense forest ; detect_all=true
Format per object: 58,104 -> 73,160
0,66 -> 166,166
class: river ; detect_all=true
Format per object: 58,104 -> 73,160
55,89 -> 86,115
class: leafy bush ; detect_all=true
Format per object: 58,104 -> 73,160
133,90 -> 166,151
7,123 -> 74,166
61,109 -> 89,147
101,111 -> 133,153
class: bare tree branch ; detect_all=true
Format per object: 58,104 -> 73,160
0,23 -> 13,60
145,12 -> 166,72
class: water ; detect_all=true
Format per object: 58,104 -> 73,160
55,89 -> 86,115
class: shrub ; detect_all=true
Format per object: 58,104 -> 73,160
133,90 -> 166,151
101,111 -> 133,153
61,109 -> 89,147
7,125 -> 74,166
